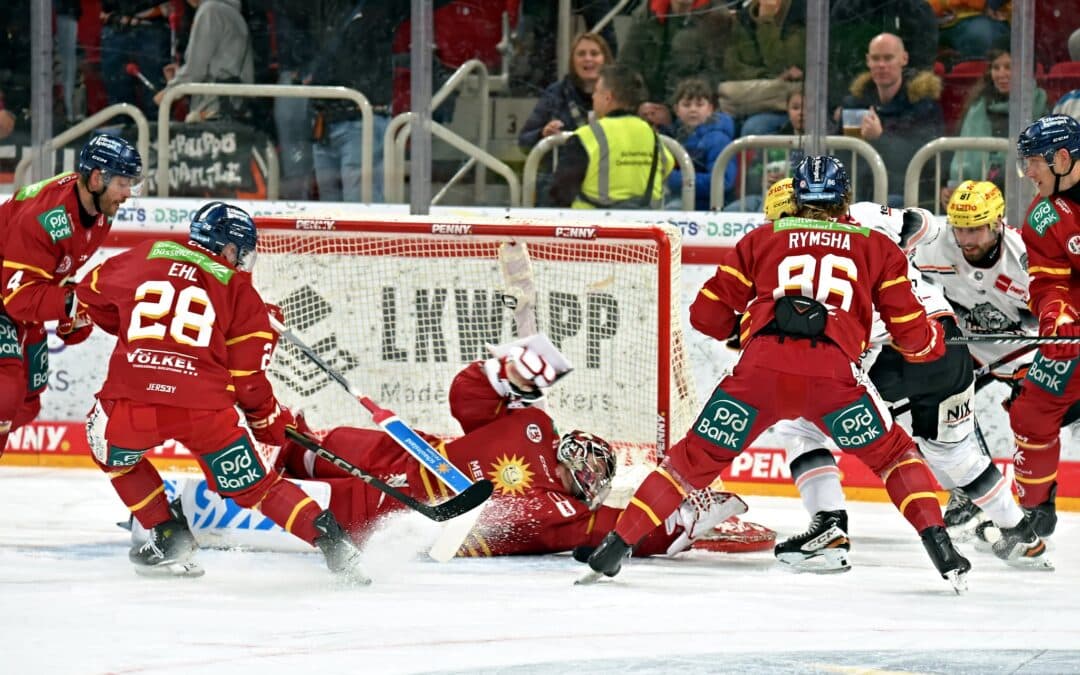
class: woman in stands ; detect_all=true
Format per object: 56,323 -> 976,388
517,32 -> 613,205
945,49 -> 1047,205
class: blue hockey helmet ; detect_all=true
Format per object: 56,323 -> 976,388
1017,114 -> 1080,163
78,133 -> 143,184
793,155 -> 850,209
189,202 -> 258,271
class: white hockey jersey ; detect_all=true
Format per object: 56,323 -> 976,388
912,219 -> 1035,375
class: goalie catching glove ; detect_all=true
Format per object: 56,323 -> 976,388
663,489 -> 748,555
485,333 -> 573,403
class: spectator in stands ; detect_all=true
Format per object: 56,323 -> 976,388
724,0 -> 806,137
0,2 -> 31,142
513,1 -> 621,93
840,32 -> 944,207
664,78 -> 735,211
945,49 -> 1047,205
303,2 -> 453,203
829,1 -> 937,109
153,0 -> 254,123
928,1 -> 1010,64
272,0 -> 317,200
550,64 -> 674,209
100,1 -> 172,117
1049,29 -> 1080,121
723,88 -> 805,212
518,32 -> 612,205
619,0 -> 732,130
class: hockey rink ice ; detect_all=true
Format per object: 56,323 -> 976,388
2,467 -> 1079,675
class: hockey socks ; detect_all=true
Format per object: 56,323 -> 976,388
107,460 -> 174,529
238,476 -> 325,545
613,468 -> 687,546
1012,438 -> 1061,509
880,454 -> 944,533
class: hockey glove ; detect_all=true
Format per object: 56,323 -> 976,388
1039,301 -> 1080,361
246,403 -> 296,447
897,317 -> 945,364
57,291 -> 93,345
663,489 -> 748,556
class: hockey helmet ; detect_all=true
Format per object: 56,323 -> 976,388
764,177 -> 795,221
189,201 -> 258,271
1017,114 -> 1080,166
793,155 -> 850,209
946,180 -> 1004,229
78,133 -> 143,185
557,430 -> 616,510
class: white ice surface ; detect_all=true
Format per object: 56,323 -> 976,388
2,466 -> 1079,675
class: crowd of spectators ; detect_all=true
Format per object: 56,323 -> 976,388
1,0 -> 1079,210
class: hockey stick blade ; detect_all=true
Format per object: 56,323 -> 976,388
284,428 -> 492,522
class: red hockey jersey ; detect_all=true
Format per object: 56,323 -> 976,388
287,362 -> 679,557
1021,191 -> 1080,318
689,215 -> 937,362
1,173 -> 112,325
75,239 -> 278,413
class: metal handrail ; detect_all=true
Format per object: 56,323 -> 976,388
904,137 -> 1010,211
156,83 -> 373,200
712,135 -> 888,210
13,103 -> 150,188
387,112 -> 520,206
590,0 -> 633,35
384,59 -> 491,204
522,131 -> 695,208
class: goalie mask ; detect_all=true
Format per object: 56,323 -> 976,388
557,430 -> 616,510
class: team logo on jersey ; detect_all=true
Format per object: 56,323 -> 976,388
1068,235 -> 1080,255
55,255 -> 73,275
0,317 -> 20,360
525,423 -> 543,443
1027,199 -> 1060,237
488,454 -> 534,496
1025,352 -> 1078,396
966,302 -> 1016,332
206,438 -> 266,493
37,206 -> 73,243
824,395 -> 885,449
693,388 -> 757,452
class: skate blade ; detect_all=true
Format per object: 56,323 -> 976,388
776,548 -> 851,574
334,570 -> 373,586
944,569 -> 968,595
945,517 -> 980,543
1005,555 -> 1055,572
574,569 -> 620,585
133,561 -> 205,578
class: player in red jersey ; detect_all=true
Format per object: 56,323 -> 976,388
275,334 -> 769,558
584,156 -> 971,590
1007,113 -> 1080,539
75,202 -> 369,583
0,134 -> 141,455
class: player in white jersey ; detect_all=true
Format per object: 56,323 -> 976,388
767,180 -> 1052,572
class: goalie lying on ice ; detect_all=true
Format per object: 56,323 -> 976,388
141,336 -> 774,558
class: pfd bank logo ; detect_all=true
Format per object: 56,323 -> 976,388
1026,352 -> 1078,396
692,389 -> 757,451
824,395 -> 885,449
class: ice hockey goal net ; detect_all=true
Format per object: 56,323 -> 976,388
253,216 -> 697,470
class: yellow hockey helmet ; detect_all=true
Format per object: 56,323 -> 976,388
764,177 -> 795,221
946,180 -> 1005,228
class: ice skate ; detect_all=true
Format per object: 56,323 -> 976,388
313,510 -> 371,586
920,525 -> 970,594
986,516 -> 1055,571
129,500 -> 203,578
577,532 -> 631,585
943,488 -> 982,542
774,510 -> 851,574
1025,482 -> 1057,538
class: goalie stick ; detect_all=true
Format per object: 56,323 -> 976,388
284,427 -> 492,522
269,314 -> 476,494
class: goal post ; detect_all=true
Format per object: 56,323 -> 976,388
253,216 -> 698,467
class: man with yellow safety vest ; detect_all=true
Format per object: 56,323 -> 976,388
550,64 -> 674,209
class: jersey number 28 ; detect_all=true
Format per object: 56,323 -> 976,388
128,280 -> 216,347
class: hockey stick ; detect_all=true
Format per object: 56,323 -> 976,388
269,315 -> 476,494
890,344 -> 1036,418
284,427 -> 492,522
945,333 -> 1080,345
